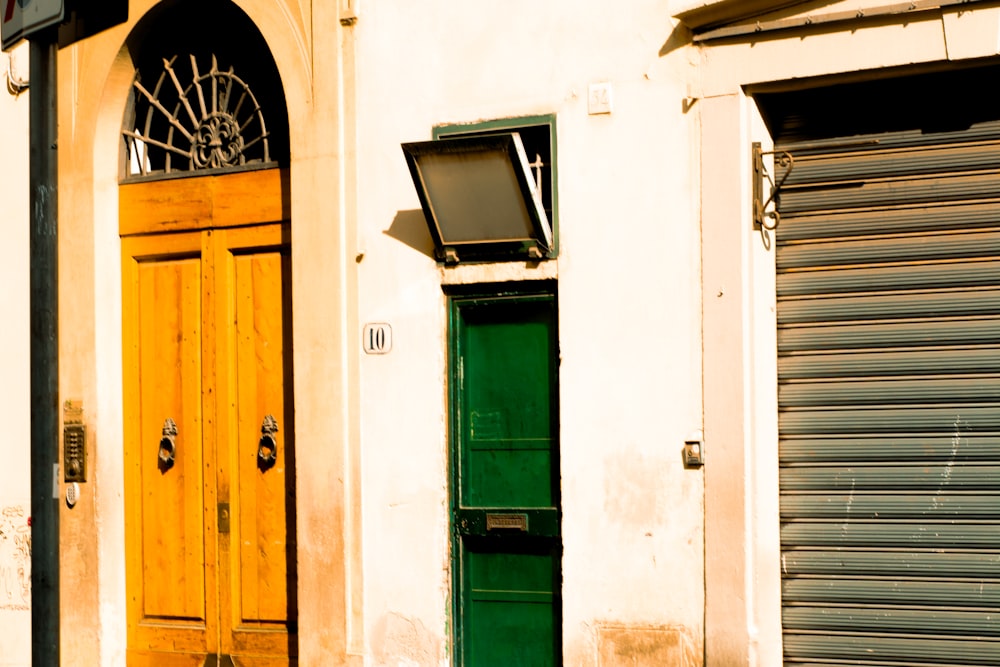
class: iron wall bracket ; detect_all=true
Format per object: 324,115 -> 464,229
752,141 -> 794,231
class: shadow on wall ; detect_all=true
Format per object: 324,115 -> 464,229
659,21 -> 692,57
385,209 -> 436,260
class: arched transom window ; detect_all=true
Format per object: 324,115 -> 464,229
120,0 -> 288,181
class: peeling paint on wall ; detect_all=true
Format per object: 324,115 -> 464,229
370,612 -> 444,667
596,624 -> 699,667
0,504 -> 30,612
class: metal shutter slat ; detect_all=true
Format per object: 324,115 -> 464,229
781,578 -> 1000,606
779,201 -> 1000,242
781,634 -> 1000,666
779,318 -> 1000,352
779,406 -> 1000,433
779,465 -> 1000,490
780,435 -> 1000,462
783,607 -> 1000,636
780,522 -> 1000,548
778,289 -> 1000,324
777,261 -> 1000,296
780,171 -> 1000,213
779,348 -> 1000,378
781,493 -> 1000,518
777,231 -> 1000,270
780,551 -> 1000,577
780,377 -> 1000,406
785,141 -> 1000,185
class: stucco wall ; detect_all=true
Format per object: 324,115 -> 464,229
0,41 -> 31,667
46,1 -> 1000,665
355,2 -> 705,665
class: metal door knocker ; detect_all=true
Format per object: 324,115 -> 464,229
258,415 -> 279,471
159,418 -> 177,472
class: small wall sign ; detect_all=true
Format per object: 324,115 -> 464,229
363,323 -> 392,355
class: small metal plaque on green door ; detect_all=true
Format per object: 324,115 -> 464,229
486,513 -> 528,531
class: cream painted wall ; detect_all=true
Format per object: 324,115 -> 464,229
355,2 -> 704,665
0,41 -> 31,667
43,0 -> 1000,665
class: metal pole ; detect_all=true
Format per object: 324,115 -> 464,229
29,35 -> 59,666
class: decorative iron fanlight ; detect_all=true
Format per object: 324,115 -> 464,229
124,54 -> 272,178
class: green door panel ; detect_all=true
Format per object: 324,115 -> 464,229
466,442 -> 553,509
451,291 -> 560,666
465,545 -> 559,667
458,297 -> 557,510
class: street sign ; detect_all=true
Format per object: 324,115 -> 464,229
2,0 -> 63,51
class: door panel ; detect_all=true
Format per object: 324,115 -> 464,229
138,256 -> 206,621
219,226 -> 297,660
460,301 -> 557,509
124,232 -> 218,660
464,541 -> 559,667
451,292 -> 560,666
234,251 -> 289,623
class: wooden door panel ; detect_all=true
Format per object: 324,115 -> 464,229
137,256 -> 206,620
234,250 -> 291,624
124,232 -> 218,659
216,226 -> 297,660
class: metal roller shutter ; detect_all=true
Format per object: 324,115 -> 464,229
774,102 -> 1000,664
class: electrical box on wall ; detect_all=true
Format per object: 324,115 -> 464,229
683,430 -> 704,468
63,400 -> 86,482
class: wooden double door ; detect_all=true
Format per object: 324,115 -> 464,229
122,173 -> 296,666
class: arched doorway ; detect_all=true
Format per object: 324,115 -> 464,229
118,2 -> 295,664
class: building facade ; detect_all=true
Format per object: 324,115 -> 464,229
1,0 -> 998,665
0,39 -> 32,667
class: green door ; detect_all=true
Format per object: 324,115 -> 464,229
450,291 -> 560,667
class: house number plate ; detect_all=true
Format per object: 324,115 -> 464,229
363,323 -> 392,355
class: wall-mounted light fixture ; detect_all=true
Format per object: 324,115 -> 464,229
402,133 -> 553,264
